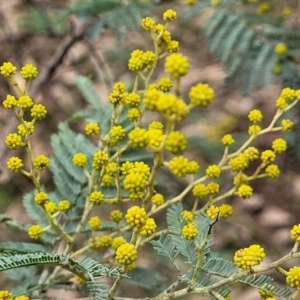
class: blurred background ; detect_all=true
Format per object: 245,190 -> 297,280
0,0 -> 300,299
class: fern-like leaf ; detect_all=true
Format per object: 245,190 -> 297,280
151,232 -> 179,262
238,274 -> 291,298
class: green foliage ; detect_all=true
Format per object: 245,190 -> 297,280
0,250 -> 124,299
152,204 -> 292,298
181,1 -> 300,94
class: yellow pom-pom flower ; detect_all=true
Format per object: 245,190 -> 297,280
45,201 -> 57,214
128,108 -> 141,122
28,224 -> 43,240
92,150 -> 109,170
5,133 -> 23,150
219,204 -> 233,218
99,235 -> 112,248
147,128 -> 164,149
248,109 -> 263,123
128,49 -> 144,72
144,86 -> 161,110
89,191 -> 104,205
163,9 -> 177,22
165,131 -> 187,154
181,223 -> 198,240
276,97 -> 287,110
17,122 -> 34,136
157,77 -> 173,92
31,104 -> 47,120
222,134 -> 234,146
261,150 -> 276,164
110,125 -> 125,144
89,216 -> 101,230
286,266 -> 300,289
189,83 -> 215,107
187,161 -> 199,174
234,244 -> 265,270
149,121 -> 164,131
142,51 -> 156,66
207,182 -> 219,195
181,210 -> 194,223
110,210 -> 123,223
128,127 -> 149,149
290,224 -> 300,242
34,192 -> 49,205
233,173 -> 248,186
151,193 -> 165,206
73,153 -> 88,168
3,95 -> 17,109
265,164 -> 280,178
237,184 -> 253,199
0,62 -> 17,78
165,53 -> 189,78
0,290 -> 12,300
120,161 -> 134,176
274,43 -> 288,56
17,95 -> 34,110
156,94 -> 179,117
248,124 -> 261,135
166,40 -> 179,53
126,206 -> 147,229
280,87 -> 295,102
20,64 -> 38,80
141,17 -> 155,31
85,123 -> 100,136
140,218 -> 157,237
193,183 -> 208,199
229,154 -> 249,172
33,155 -> 50,170
116,243 -> 137,266
7,156 -> 23,172
169,156 -> 190,177
125,93 -> 141,107
206,205 -> 220,219
206,164 -> 221,179
14,295 -> 30,300
272,138 -> 287,153
281,119 -> 293,132
109,82 -> 127,105
112,236 -> 127,251
58,199 -> 71,212
243,147 -> 259,162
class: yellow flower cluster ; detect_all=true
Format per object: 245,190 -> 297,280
169,156 -> 199,177
58,199 -> 71,212
123,162 -> 150,200
73,153 -> 88,167
286,266 -> 300,289
181,223 -> 198,240
125,206 -> 147,229
116,243 -> 137,265
7,156 -> 23,172
290,224 -> 300,242
140,218 -> 157,237
234,244 -> 265,270
28,224 -> 43,240
110,210 -> 123,223
89,216 -> 102,230
0,290 -> 12,300
34,192 -> 49,206
151,193 -> 165,206
89,191 -> 104,205
165,131 -> 187,154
